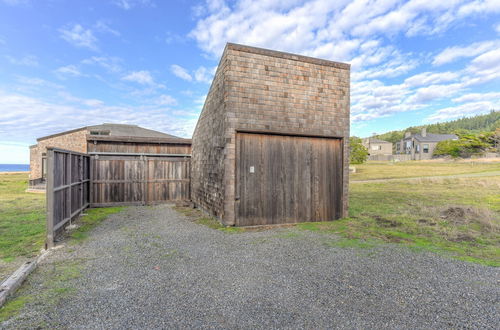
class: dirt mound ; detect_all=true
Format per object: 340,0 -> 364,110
373,215 -> 401,227
440,207 -> 478,225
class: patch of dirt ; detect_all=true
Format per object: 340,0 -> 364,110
448,233 -> 476,243
417,218 -> 437,226
382,234 -> 412,243
440,207 -> 478,225
373,215 -> 401,227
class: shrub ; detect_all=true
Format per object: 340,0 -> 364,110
350,137 -> 369,164
434,131 -> 493,158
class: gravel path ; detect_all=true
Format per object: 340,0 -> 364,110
3,205 -> 499,329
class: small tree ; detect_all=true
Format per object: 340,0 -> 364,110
350,137 -> 369,164
434,131 -> 492,158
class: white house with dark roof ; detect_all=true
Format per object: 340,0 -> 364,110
395,127 -> 458,160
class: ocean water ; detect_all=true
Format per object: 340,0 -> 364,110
0,164 -> 30,172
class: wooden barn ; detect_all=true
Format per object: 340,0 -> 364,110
191,43 -> 350,227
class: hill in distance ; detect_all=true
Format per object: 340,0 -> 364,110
371,110 -> 500,144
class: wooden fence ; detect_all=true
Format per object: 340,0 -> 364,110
45,149 -> 191,247
46,148 -> 90,248
90,154 -> 191,207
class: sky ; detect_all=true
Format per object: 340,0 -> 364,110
0,0 -> 499,164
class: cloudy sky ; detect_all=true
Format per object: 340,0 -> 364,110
1,0 -> 499,163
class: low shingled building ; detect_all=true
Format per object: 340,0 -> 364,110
29,123 -> 191,187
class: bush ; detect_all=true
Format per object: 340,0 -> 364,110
350,137 -> 369,164
434,131 -> 493,158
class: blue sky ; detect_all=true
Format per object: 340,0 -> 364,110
1,0 -> 499,164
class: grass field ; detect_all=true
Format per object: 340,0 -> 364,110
301,161 -> 500,266
0,173 -> 123,282
0,173 -> 45,262
1,161 -> 499,271
351,159 -> 500,180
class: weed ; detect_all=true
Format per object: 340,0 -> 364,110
0,296 -> 32,322
68,207 -> 124,243
173,206 -> 244,233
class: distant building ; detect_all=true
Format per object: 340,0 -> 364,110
395,128 -> 458,160
29,123 -> 190,187
362,137 -> 393,156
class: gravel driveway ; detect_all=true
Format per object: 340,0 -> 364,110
3,205 -> 499,329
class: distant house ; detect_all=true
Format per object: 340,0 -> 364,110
29,123 -> 190,187
362,137 -> 393,156
395,128 -> 458,160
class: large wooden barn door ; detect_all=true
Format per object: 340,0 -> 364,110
91,155 -> 190,207
236,132 -> 343,226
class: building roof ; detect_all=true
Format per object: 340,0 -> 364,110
37,123 -> 180,141
87,123 -> 178,139
366,137 -> 392,144
404,132 -> 458,142
226,43 -> 350,70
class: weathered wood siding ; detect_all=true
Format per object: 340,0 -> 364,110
91,155 -> 190,206
236,133 -> 342,226
46,148 -> 90,248
87,138 -> 191,155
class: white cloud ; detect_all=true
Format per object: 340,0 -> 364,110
452,91 -> 500,103
59,24 -> 98,50
432,40 -> 500,66
457,0 -> 500,17
190,0 -> 474,61
1,0 -> 29,5
0,142 -> 29,164
426,101 -> 499,122
464,48 -> 500,85
404,71 -> 459,87
495,23 -> 500,34
171,64 -> 192,81
407,83 -> 463,104
5,55 -> 38,67
122,70 -> 155,85
81,56 -> 122,73
94,21 -> 120,36
194,66 -> 215,84
170,64 -> 215,84
0,89 -> 196,144
55,65 -> 82,78
112,0 -> 153,10
156,94 -> 177,106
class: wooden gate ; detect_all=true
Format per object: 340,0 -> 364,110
90,154 -> 190,207
46,148 -> 90,248
236,132 -> 343,226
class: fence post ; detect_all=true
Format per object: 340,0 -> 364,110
45,148 -> 55,249
89,155 -> 94,207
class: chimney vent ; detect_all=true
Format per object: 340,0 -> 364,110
422,127 -> 427,137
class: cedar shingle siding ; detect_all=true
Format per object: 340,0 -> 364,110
191,43 -> 350,226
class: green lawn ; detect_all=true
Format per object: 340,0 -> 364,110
0,173 -> 45,262
0,173 -> 123,274
300,175 -> 500,266
351,159 -> 500,180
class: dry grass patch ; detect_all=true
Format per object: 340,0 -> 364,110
301,176 -> 500,266
351,160 -> 500,181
